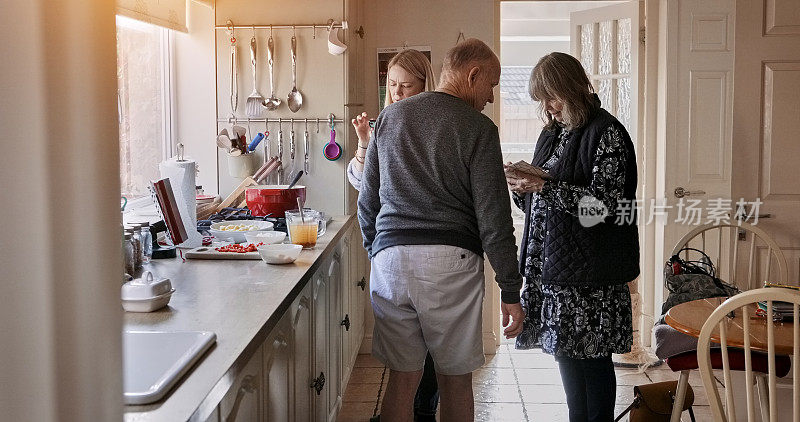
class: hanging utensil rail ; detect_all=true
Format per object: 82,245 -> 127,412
218,117 -> 344,124
216,21 -> 348,31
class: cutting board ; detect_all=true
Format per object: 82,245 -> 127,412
184,246 -> 262,260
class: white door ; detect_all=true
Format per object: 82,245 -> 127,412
569,0 -> 647,347
732,0 -> 800,285
651,0 -> 738,313
571,1 -> 643,149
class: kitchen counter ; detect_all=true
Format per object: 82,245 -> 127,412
124,215 -> 355,422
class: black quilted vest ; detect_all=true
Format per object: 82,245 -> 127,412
519,104 -> 640,286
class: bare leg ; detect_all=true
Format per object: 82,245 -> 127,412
380,369 -> 423,422
436,372 -> 474,422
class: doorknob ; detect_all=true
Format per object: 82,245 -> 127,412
674,187 -> 706,198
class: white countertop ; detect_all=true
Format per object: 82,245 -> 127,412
123,215 -> 355,422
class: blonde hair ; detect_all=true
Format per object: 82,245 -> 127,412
385,49 -> 437,107
529,52 -> 597,130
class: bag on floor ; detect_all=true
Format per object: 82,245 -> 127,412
614,381 -> 695,422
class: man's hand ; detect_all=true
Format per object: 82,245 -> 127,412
501,302 -> 526,339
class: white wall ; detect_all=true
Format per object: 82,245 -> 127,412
0,0 -> 123,420
175,1 -> 218,194
362,0 -> 497,120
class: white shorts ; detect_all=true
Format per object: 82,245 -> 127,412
370,245 -> 485,375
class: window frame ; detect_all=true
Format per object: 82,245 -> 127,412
118,19 -> 177,213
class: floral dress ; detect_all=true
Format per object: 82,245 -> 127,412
514,124 -> 633,359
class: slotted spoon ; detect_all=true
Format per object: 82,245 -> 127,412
245,35 -> 265,118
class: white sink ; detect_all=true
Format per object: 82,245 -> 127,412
123,330 -> 216,405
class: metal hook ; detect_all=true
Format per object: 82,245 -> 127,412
269,25 -> 273,37
327,19 -> 335,32
290,118 -> 294,131
227,20 -> 236,44
304,118 -> 309,131
316,118 -> 320,133
456,30 -> 466,45
292,25 -> 296,37
312,24 -> 316,39
329,113 -> 335,130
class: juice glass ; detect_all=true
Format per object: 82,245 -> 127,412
285,209 -> 327,249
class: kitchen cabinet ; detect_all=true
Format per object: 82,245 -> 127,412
219,345 -> 262,422
312,262 -> 330,422
291,284 -> 314,422
123,217 -> 365,422
263,312 -> 291,421
327,248 -> 344,421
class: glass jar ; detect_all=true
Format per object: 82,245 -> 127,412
123,232 -> 135,276
136,222 -> 153,264
125,227 -> 142,271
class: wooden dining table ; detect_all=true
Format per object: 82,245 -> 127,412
665,297 -> 797,355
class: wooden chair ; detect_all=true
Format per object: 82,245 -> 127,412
697,288 -> 800,421
667,222 -> 790,422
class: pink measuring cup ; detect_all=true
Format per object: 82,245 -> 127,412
323,128 -> 342,161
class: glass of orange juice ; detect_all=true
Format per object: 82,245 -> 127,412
285,209 -> 327,249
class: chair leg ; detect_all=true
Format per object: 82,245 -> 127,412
756,374 -> 770,422
671,370 -> 691,422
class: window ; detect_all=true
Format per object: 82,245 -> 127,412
116,15 -> 175,200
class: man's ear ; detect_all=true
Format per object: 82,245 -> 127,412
467,67 -> 480,87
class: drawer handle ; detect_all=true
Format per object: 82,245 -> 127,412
356,277 -> 366,291
341,314 -> 350,331
310,371 -> 326,395
225,375 -> 258,422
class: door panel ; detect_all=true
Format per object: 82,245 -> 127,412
263,314 -> 291,422
313,269 -> 329,422
292,286 -> 313,422
327,251 -> 343,421
732,0 -> 800,284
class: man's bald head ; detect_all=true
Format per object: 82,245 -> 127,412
438,39 -> 500,111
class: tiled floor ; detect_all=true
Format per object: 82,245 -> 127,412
338,343 -> 724,421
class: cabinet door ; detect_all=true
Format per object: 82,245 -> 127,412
292,284 -> 313,422
263,312 -> 291,422
341,231 -> 354,381
219,346 -> 262,422
327,249 -> 343,420
312,269 -> 330,422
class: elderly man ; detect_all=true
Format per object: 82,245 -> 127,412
358,38 -> 525,421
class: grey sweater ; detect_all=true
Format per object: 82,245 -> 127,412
358,91 -> 523,303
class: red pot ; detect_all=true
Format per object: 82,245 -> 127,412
245,185 -> 307,217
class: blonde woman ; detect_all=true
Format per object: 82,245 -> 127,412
348,49 -> 436,191
504,52 -> 639,422
349,49 -> 439,422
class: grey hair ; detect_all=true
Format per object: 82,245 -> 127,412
529,52 -> 596,130
441,38 -> 498,76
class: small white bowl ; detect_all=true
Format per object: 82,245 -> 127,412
245,231 -> 286,245
209,220 -> 274,243
258,244 -> 302,264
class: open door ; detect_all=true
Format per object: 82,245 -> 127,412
570,1 -> 650,364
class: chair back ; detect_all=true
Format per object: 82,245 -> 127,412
697,288 -> 800,421
671,222 -> 789,290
